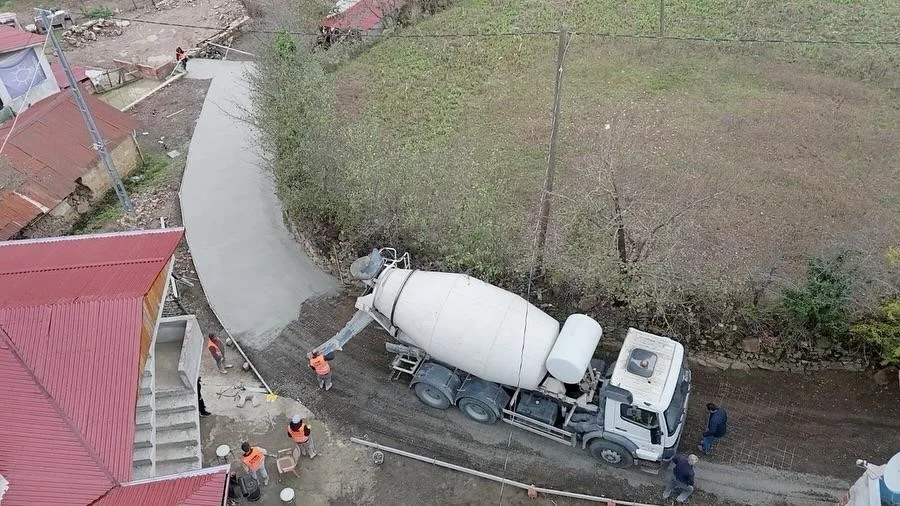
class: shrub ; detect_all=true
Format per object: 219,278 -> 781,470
779,252 -> 853,345
851,300 -> 900,366
84,6 -> 114,19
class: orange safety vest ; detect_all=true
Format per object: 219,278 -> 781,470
288,423 -> 309,443
207,340 -> 221,356
309,354 -> 331,375
241,447 -> 264,471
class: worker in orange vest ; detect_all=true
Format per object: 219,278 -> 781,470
288,414 -> 316,460
207,333 -> 232,374
307,349 -> 333,391
240,442 -> 269,485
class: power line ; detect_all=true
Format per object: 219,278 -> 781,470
112,15 -> 900,46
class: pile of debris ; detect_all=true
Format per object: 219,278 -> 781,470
62,18 -> 130,47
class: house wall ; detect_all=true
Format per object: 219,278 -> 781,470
79,135 -> 140,197
158,315 -> 204,390
0,46 -> 60,113
139,257 -> 172,376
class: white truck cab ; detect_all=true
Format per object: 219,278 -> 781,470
603,329 -> 691,465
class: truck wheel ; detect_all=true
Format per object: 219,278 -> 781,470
458,397 -> 498,424
414,383 -> 451,409
588,440 -> 634,468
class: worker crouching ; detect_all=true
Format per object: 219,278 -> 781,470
308,349 -> 333,390
288,414 -> 317,460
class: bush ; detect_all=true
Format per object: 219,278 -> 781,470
84,6 -> 114,19
779,252 -> 853,346
852,300 -> 900,366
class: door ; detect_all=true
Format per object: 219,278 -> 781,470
607,401 -> 664,461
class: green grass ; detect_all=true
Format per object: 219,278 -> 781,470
71,154 -> 172,234
271,0 -> 899,318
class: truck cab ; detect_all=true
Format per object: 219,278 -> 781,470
593,329 -> 691,467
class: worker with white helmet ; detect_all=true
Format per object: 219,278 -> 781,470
287,414 -> 316,459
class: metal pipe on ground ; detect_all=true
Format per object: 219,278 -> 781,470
349,437 -> 657,506
122,72 -> 186,112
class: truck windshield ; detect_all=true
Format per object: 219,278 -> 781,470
663,366 -> 688,436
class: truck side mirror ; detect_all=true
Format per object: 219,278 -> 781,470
651,426 -> 661,445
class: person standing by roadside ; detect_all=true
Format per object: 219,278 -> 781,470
240,442 -> 269,486
308,349 -> 333,391
699,403 -> 727,454
207,332 -> 232,374
287,414 -> 317,459
197,376 -> 211,418
661,454 -> 698,504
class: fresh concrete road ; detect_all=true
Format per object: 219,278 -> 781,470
180,59 -> 338,348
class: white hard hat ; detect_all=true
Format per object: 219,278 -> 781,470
291,414 -> 301,424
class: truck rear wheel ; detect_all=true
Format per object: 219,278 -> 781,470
458,397 -> 498,424
588,440 -> 634,468
414,382 -> 451,409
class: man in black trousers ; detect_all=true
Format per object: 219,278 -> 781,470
198,376 -> 211,417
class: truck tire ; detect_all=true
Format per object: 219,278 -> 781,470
588,439 -> 634,468
458,397 -> 498,424
414,382 -> 451,409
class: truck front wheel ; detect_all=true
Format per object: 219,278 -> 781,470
414,383 -> 451,409
588,440 -> 634,468
458,397 -> 498,424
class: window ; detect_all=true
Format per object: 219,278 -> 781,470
620,404 -> 659,429
663,366 -> 689,436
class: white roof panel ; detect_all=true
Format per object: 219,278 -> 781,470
609,328 -> 684,411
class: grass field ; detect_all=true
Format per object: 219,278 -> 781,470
276,0 -> 899,328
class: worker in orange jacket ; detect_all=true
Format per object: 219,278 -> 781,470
240,442 -> 269,485
308,349 -> 333,391
288,414 -> 316,459
207,333 -> 232,374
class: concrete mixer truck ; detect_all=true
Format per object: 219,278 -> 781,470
314,248 -> 692,471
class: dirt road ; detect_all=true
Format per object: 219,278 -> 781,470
239,291 -> 899,505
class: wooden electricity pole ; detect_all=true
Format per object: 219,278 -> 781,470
534,24 -> 570,271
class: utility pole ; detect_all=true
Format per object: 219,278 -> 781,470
658,0 -> 665,38
534,24 -> 570,271
37,9 -> 133,212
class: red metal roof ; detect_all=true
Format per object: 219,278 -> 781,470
0,229 -> 186,306
0,91 -> 137,239
50,62 -> 89,89
0,229 -> 196,506
94,467 -> 230,506
0,26 -> 45,53
321,0 -> 407,30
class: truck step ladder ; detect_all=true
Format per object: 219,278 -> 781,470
389,353 -> 423,380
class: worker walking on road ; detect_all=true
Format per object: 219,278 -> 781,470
699,403 -> 727,454
308,349 -> 333,391
207,332 -> 232,374
288,414 -> 317,459
661,453 -> 698,504
240,442 -> 269,486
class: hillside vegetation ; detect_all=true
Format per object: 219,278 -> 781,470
254,0 -> 900,362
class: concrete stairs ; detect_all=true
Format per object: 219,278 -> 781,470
131,349 -> 203,480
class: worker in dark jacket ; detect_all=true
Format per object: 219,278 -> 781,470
662,454 -> 698,504
699,402 -> 727,453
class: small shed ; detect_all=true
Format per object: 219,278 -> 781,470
0,25 -> 59,114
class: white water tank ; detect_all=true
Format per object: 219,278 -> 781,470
545,314 -> 603,383
371,268 -> 560,389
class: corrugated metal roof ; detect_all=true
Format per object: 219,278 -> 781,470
95,468 -> 229,506
0,229 -> 184,306
321,0 -> 407,30
0,26 -> 45,53
0,91 -> 137,239
0,229 -> 195,506
49,62 -> 89,89
0,329 -> 117,506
